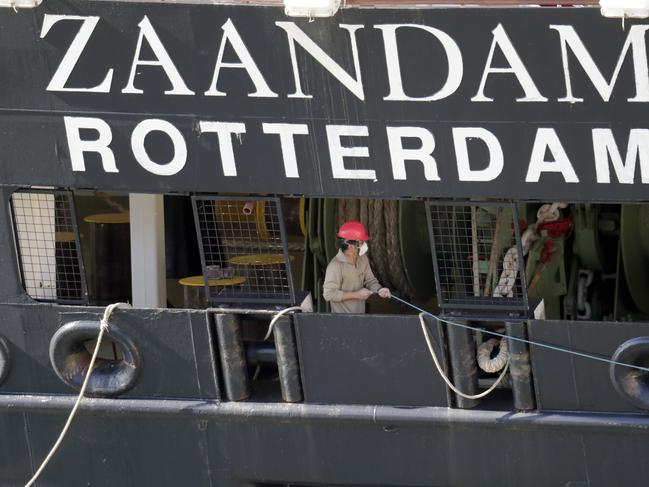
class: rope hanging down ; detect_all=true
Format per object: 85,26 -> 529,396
263,306 -> 303,341
390,294 -> 649,375
24,302 -> 131,487
250,305 -> 302,381
418,312 -> 510,400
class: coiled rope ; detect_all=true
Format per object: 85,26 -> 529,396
390,294 -> 649,375
24,302 -> 131,487
477,338 -> 509,374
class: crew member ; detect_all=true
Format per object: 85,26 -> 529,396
323,221 -> 391,313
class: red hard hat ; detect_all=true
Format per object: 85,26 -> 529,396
337,221 -> 370,241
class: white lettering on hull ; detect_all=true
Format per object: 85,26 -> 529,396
64,117 -> 649,189
41,15 -> 649,104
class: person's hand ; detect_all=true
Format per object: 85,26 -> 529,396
378,287 -> 391,299
356,288 -> 373,300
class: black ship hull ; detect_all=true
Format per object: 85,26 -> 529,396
2,301 -> 649,486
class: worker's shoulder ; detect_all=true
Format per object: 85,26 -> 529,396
325,255 -> 344,271
327,250 -> 348,266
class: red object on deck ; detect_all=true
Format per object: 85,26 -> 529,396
537,217 -> 574,239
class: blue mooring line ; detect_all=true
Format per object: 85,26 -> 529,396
388,293 -> 649,374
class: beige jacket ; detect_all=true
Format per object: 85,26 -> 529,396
322,250 -> 381,313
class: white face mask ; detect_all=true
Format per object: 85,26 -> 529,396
358,242 -> 369,256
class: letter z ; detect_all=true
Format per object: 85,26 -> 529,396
40,15 -> 113,92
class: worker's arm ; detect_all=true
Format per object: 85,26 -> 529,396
323,263 -> 372,302
362,261 -> 382,293
362,260 -> 391,298
344,289 -> 373,301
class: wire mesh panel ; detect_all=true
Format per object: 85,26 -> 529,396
10,189 -> 87,304
192,196 -> 295,305
426,201 -> 527,312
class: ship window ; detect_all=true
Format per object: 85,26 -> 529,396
10,190 -> 309,309
426,201 -> 528,316
10,188 -> 88,304
191,196 -> 296,306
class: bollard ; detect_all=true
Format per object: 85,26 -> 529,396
447,323 -> 479,409
273,316 -> 303,403
215,313 -> 250,401
506,322 -> 536,411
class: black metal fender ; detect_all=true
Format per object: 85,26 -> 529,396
0,335 -> 9,385
610,336 -> 649,411
49,320 -> 141,397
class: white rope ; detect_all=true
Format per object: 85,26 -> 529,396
493,248 -> 521,298
24,302 -> 131,487
262,306 -> 303,341
536,202 -> 567,224
493,202 -> 567,298
477,338 -> 509,374
418,313 -> 509,400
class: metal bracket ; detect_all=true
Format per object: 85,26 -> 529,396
601,0 -> 649,19
284,0 -> 341,18
0,0 -> 42,11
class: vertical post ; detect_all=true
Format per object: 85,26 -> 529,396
215,313 -> 250,401
506,321 -> 536,411
273,315 -> 303,403
129,193 -> 166,308
470,206 -> 480,297
13,192 -> 57,299
1,187 -> 27,301
447,324 -> 479,409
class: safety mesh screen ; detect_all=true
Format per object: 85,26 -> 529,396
192,196 -> 294,304
11,190 -> 87,304
426,202 -> 527,310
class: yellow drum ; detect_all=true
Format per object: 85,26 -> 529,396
178,275 -> 246,308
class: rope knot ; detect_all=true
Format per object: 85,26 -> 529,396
99,302 -> 131,333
